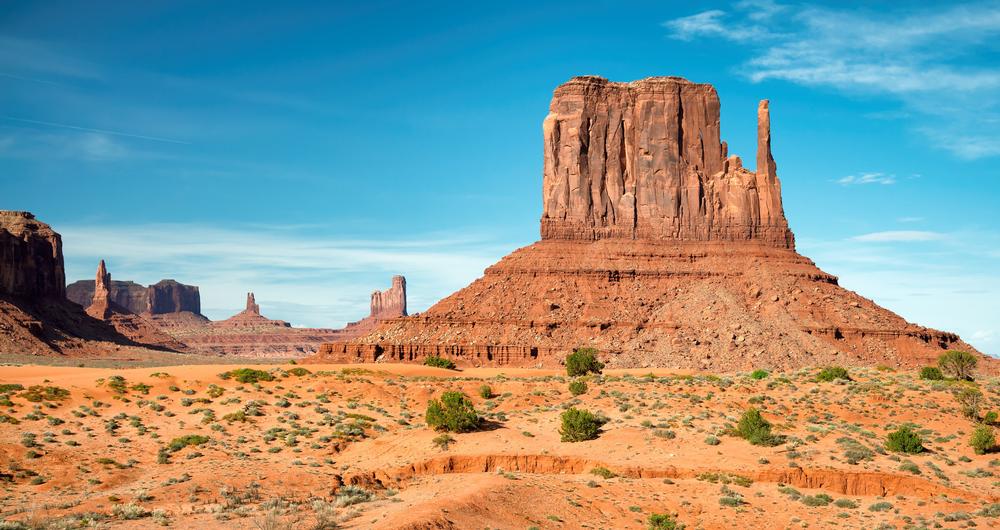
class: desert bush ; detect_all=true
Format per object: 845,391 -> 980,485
285,367 -> 311,377
938,350 -> 977,380
568,379 -> 588,396
971,424 -> 996,455
749,369 -> 769,380
736,408 -> 781,446
590,466 -> 617,479
432,433 -> 455,450
425,391 -> 479,432
816,366 -> 850,382
478,385 -> 493,399
559,408 -> 604,442
919,366 -> 944,380
566,347 -> 604,376
984,411 -> 998,425
335,485 -> 372,507
167,434 -> 210,453
20,385 -> 70,402
955,388 -> 984,420
207,385 -> 224,398
423,356 -> 456,370
648,512 -> 683,529
885,426 -> 924,454
112,502 -> 150,519
220,369 -> 274,384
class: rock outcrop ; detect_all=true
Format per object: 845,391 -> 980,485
308,76 -> 994,374
85,260 -> 113,320
370,276 -> 407,319
0,211 -> 65,299
540,76 -> 793,248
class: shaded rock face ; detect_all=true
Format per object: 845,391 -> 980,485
67,278 -> 201,316
540,76 -> 793,248
309,76 -> 994,374
371,275 -> 407,319
0,211 -> 65,299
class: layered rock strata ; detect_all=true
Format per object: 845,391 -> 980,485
67,277 -> 204,322
308,76 -> 994,374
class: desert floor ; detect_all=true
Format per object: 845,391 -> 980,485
0,362 -> 997,529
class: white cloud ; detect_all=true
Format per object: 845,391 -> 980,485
850,230 -> 945,242
59,223 -> 513,328
662,1 -> 1000,159
837,172 -> 896,186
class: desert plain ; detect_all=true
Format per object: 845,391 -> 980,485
0,361 -> 997,529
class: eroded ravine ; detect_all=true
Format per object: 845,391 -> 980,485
334,453 -> 991,501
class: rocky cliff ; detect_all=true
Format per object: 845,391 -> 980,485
0,211 -> 65,298
308,76 -> 994,374
540,76 -> 793,248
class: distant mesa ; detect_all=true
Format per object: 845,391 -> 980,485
168,277 -> 409,358
309,75 -> 996,373
67,275 -> 207,328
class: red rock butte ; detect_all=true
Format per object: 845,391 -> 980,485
309,76 -> 995,373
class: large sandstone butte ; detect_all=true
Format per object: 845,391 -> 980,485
310,76 -> 994,373
0,211 -> 165,356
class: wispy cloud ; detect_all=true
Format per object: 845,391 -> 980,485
837,172 -> 896,186
0,36 -> 104,81
59,223 -> 512,328
851,230 -> 944,243
662,1 -> 1000,159
2,116 -> 190,145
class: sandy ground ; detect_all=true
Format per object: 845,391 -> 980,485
0,363 -> 997,529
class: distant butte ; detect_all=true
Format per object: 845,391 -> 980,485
308,76 -> 996,374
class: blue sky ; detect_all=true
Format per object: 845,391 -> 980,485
1,1 -> 998,355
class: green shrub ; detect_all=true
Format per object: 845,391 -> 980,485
955,388 -> 984,420
869,501 -> 893,512
20,385 -> 70,402
648,512 -> 683,529
106,376 -> 128,394
736,408 -> 781,446
559,408 -> 604,442
478,385 -> 493,399
220,369 -> 273,384
425,391 -> 479,433
816,366 -> 850,382
167,435 -> 209,453
885,426 -> 924,454
286,367 -> 311,377
590,466 -> 617,479
749,369 -> 769,380
938,350 -> 977,380
971,424 -> 996,455
565,347 -> 604,377
432,433 -> 455,450
919,366 -> 944,380
423,356 -> 457,370
568,379 -> 588,396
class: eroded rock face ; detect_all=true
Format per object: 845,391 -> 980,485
0,211 -> 65,299
371,276 -> 407,319
540,76 -> 793,248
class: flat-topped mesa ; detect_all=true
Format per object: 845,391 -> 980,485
540,76 -> 794,248
0,211 -> 66,298
370,275 -> 407,319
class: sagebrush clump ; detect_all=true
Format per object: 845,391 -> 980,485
885,426 -> 924,454
736,408 -> 781,446
816,366 -> 850,382
938,350 -> 977,380
423,356 -> 457,370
